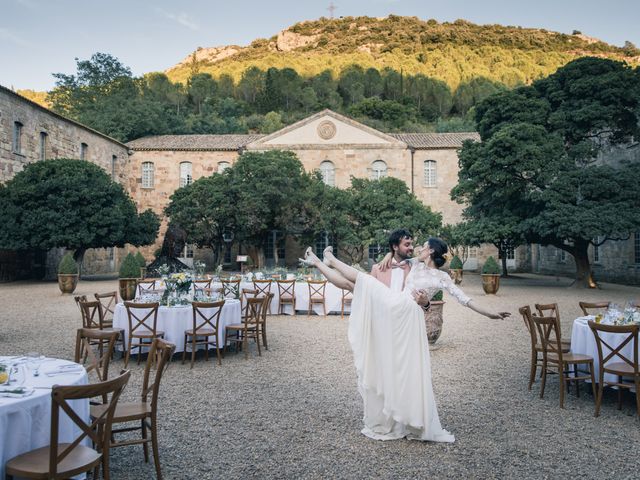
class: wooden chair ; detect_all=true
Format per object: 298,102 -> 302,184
276,279 -> 296,314
579,301 -> 610,316
531,314 -> 596,408
193,279 -> 212,295
534,303 -> 572,350
307,280 -> 327,316
5,370 -> 131,480
183,300 -> 226,368
123,302 -> 165,368
137,280 -> 157,297
226,297 -> 263,359
73,295 -> 87,311
252,280 -> 273,314
341,289 -> 353,319
74,328 -> 119,384
588,321 -> 640,417
221,279 -> 241,299
91,339 -> 175,480
258,293 -> 274,350
95,291 -> 118,328
78,300 -> 125,355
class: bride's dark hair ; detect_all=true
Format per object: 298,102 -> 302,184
427,237 -> 448,268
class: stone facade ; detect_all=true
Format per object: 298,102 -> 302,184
0,85 -> 130,279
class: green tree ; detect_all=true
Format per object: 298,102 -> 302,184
188,73 -> 217,114
0,159 -> 159,271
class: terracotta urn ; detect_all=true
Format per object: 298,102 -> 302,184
424,300 -> 445,345
119,278 -> 137,301
481,274 -> 500,294
57,274 -> 79,294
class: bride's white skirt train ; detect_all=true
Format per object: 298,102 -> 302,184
348,272 -> 455,442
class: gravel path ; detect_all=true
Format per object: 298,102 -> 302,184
1,274 -> 639,479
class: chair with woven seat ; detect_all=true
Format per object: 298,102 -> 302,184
276,279 -> 296,315
95,291 -> 118,328
532,314 -> 596,408
226,297 -> 263,359
341,289 -> 353,319
252,279 -> 273,314
183,300 -> 226,368
91,339 -> 175,480
579,301 -> 610,316
137,280 -> 157,297
307,280 -> 327,317
123,302 -> 165,368
588,321 -> 640,417
5,370 -> 130,480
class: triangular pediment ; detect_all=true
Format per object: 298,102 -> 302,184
246,110 -> 406,150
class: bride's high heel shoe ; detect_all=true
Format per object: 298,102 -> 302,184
322,246 -> 333,267
298,247 -> 317,267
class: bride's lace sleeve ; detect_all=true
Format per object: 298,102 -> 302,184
442,273 -> 472,306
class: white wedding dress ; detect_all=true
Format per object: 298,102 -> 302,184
348,261 -> 471,442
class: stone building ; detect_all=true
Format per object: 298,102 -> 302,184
0,85 -> 129,279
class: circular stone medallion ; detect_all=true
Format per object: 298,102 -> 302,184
317,120 -> 337,140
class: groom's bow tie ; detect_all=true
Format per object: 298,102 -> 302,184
392,261 -> 409,269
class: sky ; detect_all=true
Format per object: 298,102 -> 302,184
2,0 -> 639,92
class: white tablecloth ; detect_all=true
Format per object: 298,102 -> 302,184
114,300 -> 242,353
214,281 -> 351,315
0,357 -> 89,479
570,316 -> 640,385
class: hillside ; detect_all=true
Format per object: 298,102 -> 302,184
166,16 -> 640,89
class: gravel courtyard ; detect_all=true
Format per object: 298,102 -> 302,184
1,273 -> 639,479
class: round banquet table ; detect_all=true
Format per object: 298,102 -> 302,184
570,316 -> 640,386
113,299 -> 242,353
0,357 -> 89,479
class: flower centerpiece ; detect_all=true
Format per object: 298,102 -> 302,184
194,260 -> 206,278
165,272 -> 193,297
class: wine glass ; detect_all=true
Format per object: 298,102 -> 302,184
27,351 -> 42,377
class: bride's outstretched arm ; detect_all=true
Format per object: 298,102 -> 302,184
443,275 -> 510,320
466,300 -> 510,320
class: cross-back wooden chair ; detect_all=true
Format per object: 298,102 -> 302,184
307,280 -> 327,317
137,280 -> 157,297
532,314 -> 596,408
95,291 -> 118,327
534,303 -> 572,349
252,280 -> 273,314
183,300 -> 226,368
341,289 -> 353,319
73,295 -> 87,311
221,279 -> 241,299
258,293 -> 274,350
193,278 -> 212,295
5,370 -> 131,480
588,321 -> 640,417
79,300 -> 103,330
123,302 -> 165,368
91,339 -> 175,480
226,297 -> 263,359
579,301 -> 610,316
74,328 -> 119,387
276,279 -> 296,314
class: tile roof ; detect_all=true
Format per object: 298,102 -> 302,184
127,134 -> 265,151
390,132 -> 480,149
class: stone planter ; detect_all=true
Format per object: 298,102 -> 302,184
482,274 -> 500,294
119,278 -> 138,301
424,300 -> 444,345
449,269 -> 463,285
57,274 -> 78,294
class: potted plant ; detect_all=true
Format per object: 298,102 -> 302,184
135,251 -> 147,279
481,256 -> 501,294
57,252 -> 79,294
449,255 -> 463,285
119,253 -> 140,301
424,290 -> 444,345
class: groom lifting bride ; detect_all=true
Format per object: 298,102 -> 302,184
299,230 -> 510,442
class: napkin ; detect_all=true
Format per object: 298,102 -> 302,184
0,386 -> 34,398
43,365 -> 84,376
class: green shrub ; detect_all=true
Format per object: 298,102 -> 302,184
135,251 -> 147,268
481,256 -> 500,275
432,290 -> 443,301
119,253 -> 141,278
449,255 -> 463,269
58,253 -> 78,275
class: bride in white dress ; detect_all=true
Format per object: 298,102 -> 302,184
300,237 -> 510,442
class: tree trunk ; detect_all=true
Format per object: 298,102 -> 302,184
73,248 -> 86,278
495,244 -> 509,278
572,240 -> 596,288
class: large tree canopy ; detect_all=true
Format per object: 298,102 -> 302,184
0,159 -> 160,256
453,57 -> 640,287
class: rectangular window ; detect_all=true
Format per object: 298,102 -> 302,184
179,162 -> 193,187
13,121 -> 23,154
635,232 -> 640,264
141,162 -> 154,188
185,245 -> 194,259
80,142 -> 88,160
224,246 -> 232,264
424,160 -> 437,187
108,247 -> 115,261
593,237 -> 601,263
368,244 -> 382,262
264,231 -> 285,260
468,247 -> 478,258
39,132 -> 47,160
559,248 -> 566,262
111,155 -> 117,179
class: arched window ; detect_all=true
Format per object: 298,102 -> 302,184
218,161 -> 230,173
424,160 -> 437,187
80,142 -> 88,160
179,161 -> 193,187
141,162 -> 154,188
371,160 -> 387,180
320,160 -> 335,186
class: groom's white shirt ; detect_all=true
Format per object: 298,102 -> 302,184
389,260 -> 407,293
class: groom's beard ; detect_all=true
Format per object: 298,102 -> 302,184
394,252 -> 412,262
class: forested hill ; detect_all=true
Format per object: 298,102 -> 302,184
166,16 -> 640,89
